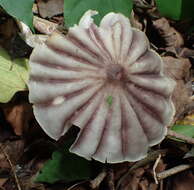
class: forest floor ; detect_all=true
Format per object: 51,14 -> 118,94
0,0 -> 194,190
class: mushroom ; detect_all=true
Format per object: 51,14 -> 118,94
28,10 -> 176,163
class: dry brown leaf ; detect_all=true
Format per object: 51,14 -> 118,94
33,16 -> 58,34
163,56 -> 192,117
0,15 -> 18,50
178,47 -> 194,59
0,151 -> 10,169
3,103 -> 33,136
176,112 -> 194,126
163,56 -> 191,80
130,11 -> 144,31
139,179 -> 149,190
170,171 -> 194,190
3,140 -> 25,164
153,18 -> 184,52
37,0 -> 64,18
122,168 -> 145,190
148,183 -> 158,190
0,178 -> 8,188
0,109 -> 16,142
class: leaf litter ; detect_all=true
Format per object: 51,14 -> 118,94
0,0 -> 194,190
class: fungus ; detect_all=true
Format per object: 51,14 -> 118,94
28,10 -> 176,163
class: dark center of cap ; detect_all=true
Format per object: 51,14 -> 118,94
106,64 -> 124,81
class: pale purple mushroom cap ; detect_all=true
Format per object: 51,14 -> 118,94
28,10 -> 176,163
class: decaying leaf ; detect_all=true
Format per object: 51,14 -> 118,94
153,18 -> 184,52
168,171 -> 194,190
176,113 -> 194,126
0,140 -> 25,164
163,56 -> 192,117
3,103 -> 33,136
17,21 -> 47,48
28,10 -> 175,163
37,0 -> 64,18
0,15 -> 18,51
33,16 -> 58,35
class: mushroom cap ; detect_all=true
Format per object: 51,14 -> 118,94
28,10 -> 176,163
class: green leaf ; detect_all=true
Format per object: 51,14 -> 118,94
35,144 -> 92,184
64,0 -> 133,27
0,0 -> 34,31
155,0 -> 194,20
171,125 -> 194,139
0,47 -> 29,103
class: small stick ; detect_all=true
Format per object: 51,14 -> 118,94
90,170 -> 107,189
153,154 -> 162,184
116,149 -> 167,190
0,144 -> 22,190
167,129 -> 194,145
67,180 -> 88,190
157,164 -> 194,181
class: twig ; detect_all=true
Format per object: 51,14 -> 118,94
0,144 -> 22,190
153,154 -> 162,184
116,149 -> 168,190
157,164 -> 194,181
159,180 -> 163,190
167,129 -> 194,145
67,180 -> 88,190
90,170 -> 107,189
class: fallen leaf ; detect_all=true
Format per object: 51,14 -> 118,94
0,13 -> 32,59
17,20 -> 47,48
139,179 -> 149,190
0,15 -> 18,50
3,140 -> 25,164
130,11 -> 144,31
0,108 -> 16,142
119,168 -> 145,190
0,151 -> 10,169
33,16 -> 58,35
163,56 -> 191,80
0,47 -> 29,103
169,171 -> 194,190
3,103 -> 33,136
176,113 -> 194,126
153,18 -> 184,52
163,56 -> 192,117
0,178 -> 8,188
37,0 -> 64,18
177,48 -> 194,59
148,183 -> 158,190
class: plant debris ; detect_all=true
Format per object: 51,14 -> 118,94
0,0 -> 193,189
